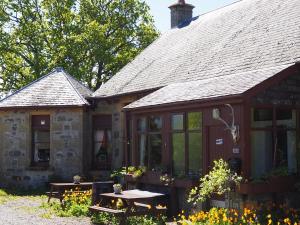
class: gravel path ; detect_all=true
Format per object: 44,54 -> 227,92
0,197 -> 91,225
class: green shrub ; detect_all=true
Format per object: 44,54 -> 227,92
188,159 -> 242,205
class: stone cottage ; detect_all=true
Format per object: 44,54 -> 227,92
0,68 -> 92,187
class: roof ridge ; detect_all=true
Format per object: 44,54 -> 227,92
172,0 -> 243,30
196,0 -> 243,19
60,70 -> 91,105
0,69 -> 56,104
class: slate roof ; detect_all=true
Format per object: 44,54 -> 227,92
93,0 -> 300,98
0,68 -> 92,108
124,64 -> 294,109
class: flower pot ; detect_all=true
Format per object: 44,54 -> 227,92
113,185 -> 122,194
73,176 -> 81,184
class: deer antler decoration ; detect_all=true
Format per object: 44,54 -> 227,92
213,104 -> 240,144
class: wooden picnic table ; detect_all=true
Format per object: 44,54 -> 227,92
47,182 -> 93,203
89,189 -> 167,225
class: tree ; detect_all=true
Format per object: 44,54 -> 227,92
0,0 -> 159,93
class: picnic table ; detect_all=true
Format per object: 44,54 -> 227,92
89,189 -> 167,224
47,182 -> 93,203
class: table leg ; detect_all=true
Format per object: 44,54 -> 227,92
48,186 -> 53,203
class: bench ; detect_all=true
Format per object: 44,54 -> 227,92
89,205 -> 125,216
134,202 -> 167,214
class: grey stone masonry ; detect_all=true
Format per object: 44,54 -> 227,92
0,108 -> 85,188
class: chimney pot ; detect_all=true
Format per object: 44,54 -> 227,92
169,0 -> 194,28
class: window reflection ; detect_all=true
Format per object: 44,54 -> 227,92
172,133 -> 185,175
188,112 -> 202,130
172,114 -> 184,130
148,116 -> 162,131
149,134 -> 162,169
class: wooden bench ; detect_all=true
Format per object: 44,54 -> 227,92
89,205 -> 125,216
134,202 -> 167,214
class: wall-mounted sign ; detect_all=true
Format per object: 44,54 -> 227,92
216,139 -> 223,145
233,148 -> 240,154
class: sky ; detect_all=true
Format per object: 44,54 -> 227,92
144,0 -> 238,32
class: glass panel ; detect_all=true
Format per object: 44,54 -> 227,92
172,114 -> 184,130
33,130 -> 50,163
148,134 -> 162,169
138,134 -> 147,166
188,132 -> 202,177
188,112 -> 202,130
275,130 -> 297,173
94,129 -> 112,170
251,108 -> 273,128
172,133 -> 185,175
148,116 -> 162,132
137,117 -> 146,132
251,131 -> 273,178
276,109 -> 296,129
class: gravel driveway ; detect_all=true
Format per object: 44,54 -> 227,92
0,196 -> 91,225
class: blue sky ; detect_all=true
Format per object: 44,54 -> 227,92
145,0 -> 237,32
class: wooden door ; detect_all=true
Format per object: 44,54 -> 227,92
208,125 -> 232,168
207,125 -> 232,204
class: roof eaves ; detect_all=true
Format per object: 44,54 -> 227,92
123,94 -> 243,112
0,104 -> 87,110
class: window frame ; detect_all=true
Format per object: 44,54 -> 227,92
92,115 -> 113,170
136,114 -> 164,169
251,106 -> 298,176
31,115 -> 50,168
170,111 -> 203,177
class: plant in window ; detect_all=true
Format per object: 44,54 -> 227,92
160,174 -> 175,186
110,167 -> 127,184
111,167 -> 127,178
188,159 -> 242,205
121,166 -> 146,179
268,166 -> 289,177
73,175 -> 81,184
132,166 -> 146,179
127,166 -> 136,174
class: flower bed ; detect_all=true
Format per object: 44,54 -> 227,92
178,203 -> 300,225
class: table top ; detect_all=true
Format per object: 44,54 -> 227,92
100,189 -> 165,200
50,182 -> 93,187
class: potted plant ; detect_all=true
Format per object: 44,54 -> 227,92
111,167 -> 127,185
73,175 -> 81,184
113,184 -> 122,194
188,159 -> 242,206
160,173 -> 174,186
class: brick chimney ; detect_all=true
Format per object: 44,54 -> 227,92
169,0 -> 195,28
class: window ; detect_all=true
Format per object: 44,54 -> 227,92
137,116 -> 163,169
93,115 -> 112,170
171,112 -> 203,177
31,115 -> 50,167
251,108 -> 297,178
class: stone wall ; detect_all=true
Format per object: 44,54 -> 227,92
0,108 -> 85,188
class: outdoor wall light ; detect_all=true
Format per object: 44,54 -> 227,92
212,104 -> 240,144
41,120 -> 46,125
212,108 -> 221,120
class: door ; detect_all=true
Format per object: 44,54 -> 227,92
207,125 -> 232,204
208,125 -> 232,168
